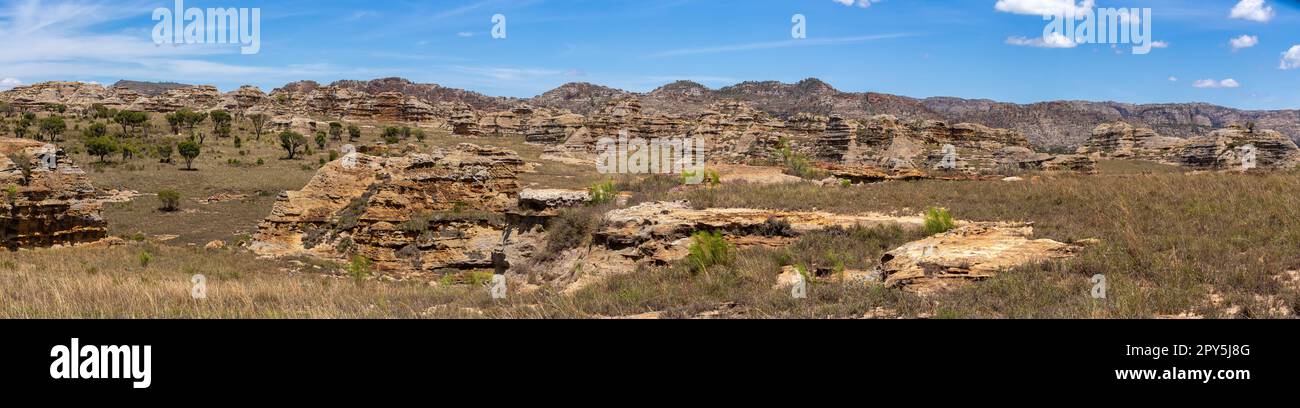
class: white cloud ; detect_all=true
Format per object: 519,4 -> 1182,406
1230,35 -> 1259,51
1152,41 -> 1169,49
1168,76 -> 1178,82
456,32 -> 476,38
832,0 -> 883,8
0,77 -> 22,90
995,0 -> 1095,16
1006,32 -> 1077,48
1193,78 -> 1240,89
1230,0 -> 1274,23
1281,45 -> 1300,70
647,33 -> 914,58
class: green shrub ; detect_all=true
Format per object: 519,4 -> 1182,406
537,207 -> 602,262
347,256 -> 372,284
138,251 -> 153,268
157,189 -> 181,212
924,207 -> 955,235
686,230 -> 733,274
588,180 -> 616,205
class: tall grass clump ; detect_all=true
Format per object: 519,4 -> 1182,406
686,231 -> 733,275
924,207 -> 955,235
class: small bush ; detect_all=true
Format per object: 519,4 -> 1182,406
537,206 -> 603,262
924,207 -> 955,235
686,230 -> 733,274
138,251 -> 153,268
588,180 -> 616,205
157,189 -> 181,212
347,256 -> 372,284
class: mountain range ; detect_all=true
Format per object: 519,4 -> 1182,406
66,78 -> 1300,149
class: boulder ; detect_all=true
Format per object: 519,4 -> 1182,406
880,223 -> 1080,293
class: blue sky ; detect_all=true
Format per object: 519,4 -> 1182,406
1,0 -> 1298,109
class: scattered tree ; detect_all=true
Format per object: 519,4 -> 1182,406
157,189 -> 182,212
39,116 -> 67,142
156,142 -> 174,164
382,127 -> 402,144
83,122 -> 108,139
315,131 -> 328,150
279,131 -> 307,159
209,110 -> 232,135
165,112 -> 184,134
249,113 -> 270,141
178,140 -> 201,170
113,110 -> 148,137
329,122 -> 344,141
84,136 -> 120,163
347,124 -> 361,141
13,117 -> 31,139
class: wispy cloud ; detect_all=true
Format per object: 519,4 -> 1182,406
646,33 -> 914,58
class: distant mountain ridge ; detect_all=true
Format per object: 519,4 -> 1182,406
9,77 -> 1299,149
111,80 -> 193,96
521,78 -> 1300,149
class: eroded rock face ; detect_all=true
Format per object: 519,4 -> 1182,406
1081,122 -> 1300,170
535,201 -> 925,291
880,223 -> 1079,293
1080,122 -> 1187,161
251,144 -> 537,278
0,138 -> 107,250
1177,126 -> 1300,170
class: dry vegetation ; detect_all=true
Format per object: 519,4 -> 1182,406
3,110 -> 1298,318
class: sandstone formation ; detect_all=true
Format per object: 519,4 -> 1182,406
534,201 -> 925,291
1,138 -> 107,250
251,144 -> 539,279
1081,122 -> 1300,170
879,223 -> 1080,293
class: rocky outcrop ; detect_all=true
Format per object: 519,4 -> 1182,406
1176,126 -> 1300,170
1,138 -> 107,250
535,201 -> 925,291
1079,122 -> 1186,161
817,115 -> 1093,174
880,223 -> 1080,293
1081,122 -> 1300,170
251,144 -> 538,278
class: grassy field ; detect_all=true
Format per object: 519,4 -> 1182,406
2,111 -> 1297,318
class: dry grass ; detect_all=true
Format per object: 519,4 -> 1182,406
7,111 -> 1298,318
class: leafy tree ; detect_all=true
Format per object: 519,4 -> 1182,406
347,124 -> 361,141
156,142 -> 174,164
279,131 -> 307,159
90,104 -> 113,119
113,110 -> 148,137
209,110 -> 232,135
215,123 -> 232,140
157,190 -> 182,212
315,131 -> 328,150
13,118 -> 31,139
84,136 -> 120,163
382,127 -> 402,144
83,122 -> 108,139
178,140 -> 201,170
120,141 -> 138,161
329,122 -> 344,141
248,113 -> 270,141
165,112 -> 184,134
178,109 -> 207,136
39,116 -> 67,142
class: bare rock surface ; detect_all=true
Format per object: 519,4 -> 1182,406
1,138 -> 108,250
880,223 -> 1080,293
251,144 -> 538,279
